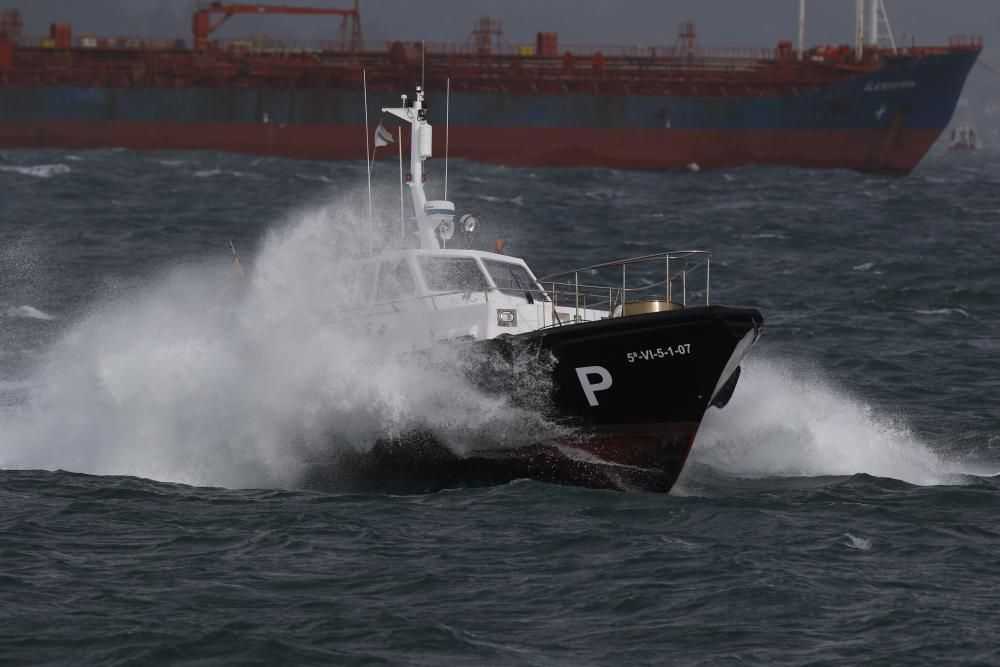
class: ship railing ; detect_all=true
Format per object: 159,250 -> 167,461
417,40 -> 775,61
417,40 -> 777,67
8,36 -> 799,80
947,35 -> 984,50
217,37 -> 353,54
338,284 -> 555,318
188,35 -> 779,65
14,30 -> 979,60
537,251 -> 711,325
17,34 -> 187,50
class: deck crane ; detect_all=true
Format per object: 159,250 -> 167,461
192,1 -> 363,52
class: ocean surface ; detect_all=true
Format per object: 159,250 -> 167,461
1,145 -> 999,664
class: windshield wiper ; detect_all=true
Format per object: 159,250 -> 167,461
509,268 -> 534,304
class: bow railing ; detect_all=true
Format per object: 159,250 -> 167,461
537,250 -> 711,324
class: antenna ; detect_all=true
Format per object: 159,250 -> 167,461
797,0 -> 805,61
869,0 -> 877,48
363,69 -> 373,252
421,40 -> 426,90
398,127 -> 405,241
855,0 -> 864,61
228,240 -> 246,282
445,78 -> 450,200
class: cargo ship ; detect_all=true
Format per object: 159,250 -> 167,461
0,1 -> 982,174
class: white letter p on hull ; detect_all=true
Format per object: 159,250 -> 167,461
575,366 -> 613,407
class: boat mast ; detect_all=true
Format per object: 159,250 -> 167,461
382,87 -> 453,250
797,0 -> 806,61
869,0 -> 878,50
873,0 -> 898,54
855,0 -> 864,61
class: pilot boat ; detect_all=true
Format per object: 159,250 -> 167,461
305,86 -> 763,494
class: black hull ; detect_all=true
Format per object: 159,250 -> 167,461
303,306 -> 762,494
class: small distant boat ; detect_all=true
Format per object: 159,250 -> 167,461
948,123 -> 979,152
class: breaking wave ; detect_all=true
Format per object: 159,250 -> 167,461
0,164 -> 71,178
689,356 -> 972,487
915,308 -> 971,318
193,168 -> 248,178
474,194 -> 524,206
5,306 -> 56,321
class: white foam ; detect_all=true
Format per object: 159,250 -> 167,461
476,194 -> 524,206
852,262 -> 875,272
844,534 -> 873,551
193,168 -> 246,178
0,164 -> 71,178
297,174 -> 333,183
0,196 -> 557,489
5,305 -> 55,321
690,357 -> 962,487
916,308 -> 970,318
584,189 -> 623,201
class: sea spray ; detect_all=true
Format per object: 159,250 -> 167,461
4,305 -> 56,321
0,195 -> 558,488
688,356 -> 953,487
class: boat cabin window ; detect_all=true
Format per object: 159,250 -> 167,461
376,260 -> 416,301
418,256 -> 490,293
482,259 -> 545,300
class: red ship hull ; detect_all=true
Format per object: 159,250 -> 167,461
0,3 -> 982,175
0,120 -> 941,174
0,2 -> 981,176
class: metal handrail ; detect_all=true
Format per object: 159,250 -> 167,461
537,250 -> 710,281
538,250 -> 713,322
335,250 -> 712,327
339,283 -> 554,315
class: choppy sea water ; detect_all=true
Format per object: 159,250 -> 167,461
1,145 -> 999,664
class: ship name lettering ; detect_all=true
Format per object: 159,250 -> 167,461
864,80 -> 916,93
626,344 -> 691,364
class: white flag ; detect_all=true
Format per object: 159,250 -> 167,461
374,122 -> 394,148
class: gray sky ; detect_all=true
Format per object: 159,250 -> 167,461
16,1 -> 1000,118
